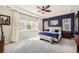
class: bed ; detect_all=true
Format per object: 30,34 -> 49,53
39,27 -> 61,43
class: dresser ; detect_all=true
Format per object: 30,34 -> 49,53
0,36 -> 5,53
75,34 -> 79,53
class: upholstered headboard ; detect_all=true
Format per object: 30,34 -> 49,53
49,27 -> 61,32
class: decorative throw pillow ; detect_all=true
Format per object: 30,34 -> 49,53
55,30 -> 59,32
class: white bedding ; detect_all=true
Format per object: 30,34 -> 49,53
39,27 -> 62,42
40,35 -> 59,42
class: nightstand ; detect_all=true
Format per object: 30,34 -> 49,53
62,31 -> 73,39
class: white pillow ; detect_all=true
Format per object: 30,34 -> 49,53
49,27 -> 61,32
49,28 -> 55,32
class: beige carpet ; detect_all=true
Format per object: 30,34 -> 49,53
4,36 -> 77,53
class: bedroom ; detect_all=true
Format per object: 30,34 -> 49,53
0,5 -> 79,53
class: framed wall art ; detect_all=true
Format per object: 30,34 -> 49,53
0,15 -> 10,25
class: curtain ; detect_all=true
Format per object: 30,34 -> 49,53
10,11 -> 19,42
10,11 -> 40,42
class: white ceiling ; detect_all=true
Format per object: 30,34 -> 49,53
8,5 -> 79,18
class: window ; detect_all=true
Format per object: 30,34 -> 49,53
44,21 -> 49,30
50,20 -> 58,26
62,18 -> 71,31
18,13 -> 39,32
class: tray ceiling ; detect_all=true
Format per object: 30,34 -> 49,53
8,5 -> 79,18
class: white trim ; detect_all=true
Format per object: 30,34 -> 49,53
6,5 -> 42,18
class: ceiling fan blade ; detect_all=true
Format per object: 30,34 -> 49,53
37,10 -> 42,12
44,5 -> 50,9
37,6 -> 41,9
44,10 -> 51,12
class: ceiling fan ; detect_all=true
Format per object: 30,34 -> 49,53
36,5 -> 51,14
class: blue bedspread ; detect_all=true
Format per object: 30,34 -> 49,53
39,32 -> 59,39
